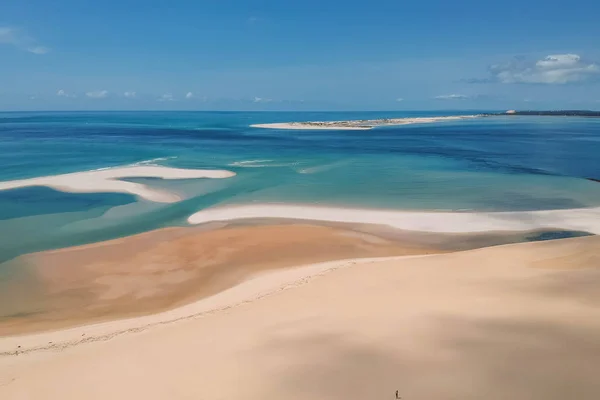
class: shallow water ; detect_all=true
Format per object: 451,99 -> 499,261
0,111 -> 599,261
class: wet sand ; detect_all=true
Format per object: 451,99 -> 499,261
0,220 -> 591,336
0,223 -> 443,336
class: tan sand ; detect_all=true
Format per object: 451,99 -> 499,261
1,235 -> 599,399
0,223 -> 440,336
0,166 -> 236,203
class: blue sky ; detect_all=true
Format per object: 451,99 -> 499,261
1,0 -> 600,111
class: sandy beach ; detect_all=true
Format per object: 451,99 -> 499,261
1,233 -> 599,399
0,166 -> 236,203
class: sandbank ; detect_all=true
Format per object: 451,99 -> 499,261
187,204 -> 600,235
251,115 -> 479,130
251,123 -> 371,130
0,166 -> 236,203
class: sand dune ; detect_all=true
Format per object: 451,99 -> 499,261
0,166 -> 236,203
1,235 -> 599,399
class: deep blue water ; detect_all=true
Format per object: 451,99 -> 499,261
0,111 -> 599,262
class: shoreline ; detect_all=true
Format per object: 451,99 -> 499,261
250,115 -> 480,130
0,166 -> 236,203
1,217 -> 588,339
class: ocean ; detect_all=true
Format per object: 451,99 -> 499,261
1,110 -> 599,264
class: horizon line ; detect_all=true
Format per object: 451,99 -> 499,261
0,108 -> 510,113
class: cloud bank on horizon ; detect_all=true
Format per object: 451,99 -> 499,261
435,94 -> 470,100
470,54 -> 600,85
56,89 -> 76,98
86,90 -> 109,99
20,52 -> 600,109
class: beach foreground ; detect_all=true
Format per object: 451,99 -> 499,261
1,235 -> 599,399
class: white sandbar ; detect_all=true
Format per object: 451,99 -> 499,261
0,166 -> 236,203
251,115 -> 479,130
187,204 -> 600,234
251,123 -> 371,130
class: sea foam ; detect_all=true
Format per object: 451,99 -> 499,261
228,160 -> 301,168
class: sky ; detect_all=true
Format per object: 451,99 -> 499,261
1,0 -> 600,111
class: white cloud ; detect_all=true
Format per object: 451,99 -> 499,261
86,90 -> 109,99
56,89 -> 76,98
27,46 -> 50,55
124,91 -> 136,98
0,27 -> 18,47
487,54 -> 600,84
253,96 -> 272,103
0,27 -> 14,41
185,92 -> 194,99
158,93 -> 175,102
0,26 -> 50,55
536,54 -> 581,69
396,98 -> 404,102
434,94 -> 470,100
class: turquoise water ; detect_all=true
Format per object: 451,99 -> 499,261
1,111 -> 599,262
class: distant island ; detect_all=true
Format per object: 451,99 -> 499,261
494,110 -> 600,117
251,115 -> 480,130
251,110 -> 600,131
